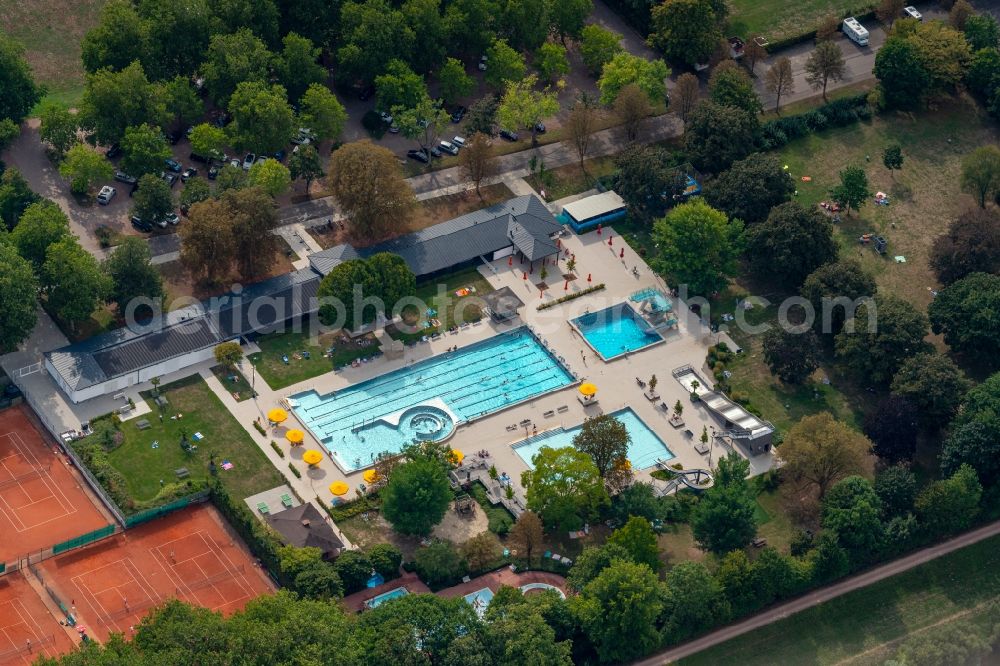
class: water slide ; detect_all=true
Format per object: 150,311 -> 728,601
671,365 -> 775,449
654,459 -> 715,494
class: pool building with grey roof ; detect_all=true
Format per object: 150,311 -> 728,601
45,195 -> 563,404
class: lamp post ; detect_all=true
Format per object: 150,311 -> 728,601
709,426 -> 717,469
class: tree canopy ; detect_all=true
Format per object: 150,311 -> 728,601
103,236 -> 163,315
835,293 -> 932,384
685,101 -> 759,174
703,153 -> 795,225
652,198 -> 744,295
226,82 -> 295,154
0,32 -> 43,124
327,141 -> 415,242
746,202 -> 838,286
521,446 -> 609,532
597,52 -> 669,105
0,242 -> 38,352
382,457 -> 452,536
930,207 -> 1000,285
691,453 -> 757,554
780,412 -> 874,500
649,0 -> 723,67
928,272 -> 1000,360
800,259 -> 877,335
761,327 -> 821,384
613,144 -> 687,221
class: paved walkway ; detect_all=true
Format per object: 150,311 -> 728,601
632,519 -> 1000,665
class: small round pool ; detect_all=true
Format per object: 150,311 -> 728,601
398,405 -> 455,443
520,582 -> 566,599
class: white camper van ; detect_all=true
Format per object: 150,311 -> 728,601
842,17 -> 869,46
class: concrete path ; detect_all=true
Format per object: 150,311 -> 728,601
632,519 -> 1000,665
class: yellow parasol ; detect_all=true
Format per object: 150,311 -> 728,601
448,449 -> 464,464
285,429 -> 305,445
302,449 -> 323,466
329,481 -> 349,495
579,383 -> 597,396
267,408 -> 288,423
363,469 -> 380,484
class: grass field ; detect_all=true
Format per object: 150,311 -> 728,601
248,327 -> 381,390
0,0 -> 107,108
97,375 -> 282,503
680,532 -> 1000,665
727,0 -> 875,43
387,267 -> 496,342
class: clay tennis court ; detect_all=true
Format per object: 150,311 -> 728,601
0,573 -> 74,665
37,503 -> 274,642
0,406 -> 109,563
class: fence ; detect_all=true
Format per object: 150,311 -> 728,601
123,489 -> 210,528
53,524 -> 117,555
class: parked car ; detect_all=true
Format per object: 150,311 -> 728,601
499,129 -> 519,141
131,215 -> 152,232
273,149 -> 287,162
208,165 -> 219,180
255,155 -> 268,166
163,212 -> 180,226
153,216 -> 168,229
161,171 -> 179,187
478,55 -> 487,71
406,149 -> 430,163
388,124 -> 400,134
230,158 -> 241,169
106,144 -> 122,159
430,146 -> 443,158
452,136 -> 466,148
114,170 -> 136,184
165,131 -> 181,145
438,140 -> 459,155
164,158 -> 182,173
242,153 -> 255,170
96,185 -> 116,205
185,126 -> 194,138
181,167 -> 198,181
379,111 -> 393,125
534,122 -> 546,134
450,106 -> 467,123
903,5 -> 922,20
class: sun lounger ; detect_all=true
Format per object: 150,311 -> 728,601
257,502 -> 269,514
543,410 -> 555,418
556,405 -> 569,413
136,419 -> 151,430
280,493 -> 293,508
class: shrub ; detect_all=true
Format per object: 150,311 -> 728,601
208,480 -> 284,584
414,540 -> 468,588
253,420 -> 267,435
368,543 -> 403,580
537,283 -> 607,310
333,550 -> 373,594
469,481 -> 515,535
270,440 -> 285,458
758,93 -> 869,150
288,462 -> 301,478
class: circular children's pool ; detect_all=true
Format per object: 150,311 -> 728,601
399,405 -> 455,443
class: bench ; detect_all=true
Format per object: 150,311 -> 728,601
752,537 -> 767,548
174,467 -> 189,479
556,405 -> 569,413
136,419 -> 151,430
543,410 -> 555,418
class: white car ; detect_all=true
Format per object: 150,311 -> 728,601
379,111 -> 393,125
242,153 -> 255,170
96,185 -> 116,205
438,140 -> 459,156
230,158 -> 241,169
164,212 -> 180,226
452,136 -> 466,148
478,55 -> 487,71
903,6 -> 922,20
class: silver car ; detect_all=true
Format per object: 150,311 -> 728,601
96,185 -> 116,205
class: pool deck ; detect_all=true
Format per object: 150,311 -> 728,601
340,571 -> 431,612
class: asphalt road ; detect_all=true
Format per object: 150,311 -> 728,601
632,519 -> 1000,666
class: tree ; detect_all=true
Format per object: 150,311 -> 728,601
835,293 -> 932,385
459,133 -> 498,197
39,105 -> 78,157
930,208 -> 1000,285
685,101 -> 759,173
950,0 -> 974,30
0,243 -> 38,352
461,532 -> 500,571
414,540 -> 467,585
188,124 -> 227,161
649,0 -> 723,67
572,413 -> 631,491
202,29 -> 273,105
964,14 -> 1000,50
0,33 -> 42,124
613,144 -> 685,219
247,159 -> 292,198
821,476 -> 885,566
864,395 -> 919,463
670,73 -> 700,124
535,43 -> 570,85
81,0 -> 149,74
597,52 -> 669,106
904,21 -> 971,92
336,0 -> 415,84
830,165 -> 872,215
816,13 -> 840,41
11,201 -> 69,270
874,464 -> 917,518
549,0 -> 592,42
327,141 -> 415,242
610,481 -> 666,525
375,60 -> 428,112
613,83 -> 654,142
160,76 -> 203,132
765,57 -> 795,113
227,82 -> 295,154
747,201 -> 838,286
214,341 -> 244,370
652,198 -> 744,295
874,38 -> 931,109
508,510 -> 544,564
928,272 -> 1000,359
876,0 -> 905,28
465,95 -> 499,136
691,456 -> 757,554
801,259 -> 877,335
215,164 -> 248,194
43,238 -> 110,329
881,144 -> 904,182
394,95 -> 451,156
332,550 -> 373,593
0,168 -> 41,231
401,0 -> 448,73
781,412 -> 875,500
367,543 -> 403,579
293,561 -> 344,600
299,84 -> 347,142
566,101 -> 599,168
891,353 -> 971,429
521,446 -> 609,532
709,61 -> 761,115
103,237 -> 163,315
132,174 -> 174,225
288,144 -> 324,193
497,75 -> 559,146
607,516 -> 660,571
661,561 -> 730,643
484,603 -> 573,665
762,328 -> 821,384
704,154 -> 794,225
485,39 -> 527,89
498,0 -> 549,51
438,58 -> 474,106
804,40 -> 847,103
179,177 -> 211,211
121,124 -> 171,179
181,198 -> 235,283
382,457 -> 452,536
741,35 -> 767,75
79,61 -> 166,146
571,560 -> 663,663
915,464 -> 982,537
59,144 -> 114,195
959,145 -> 1000,208
223,187 -> 279,280
579,24 -> 623,76
276,33 -> 325,103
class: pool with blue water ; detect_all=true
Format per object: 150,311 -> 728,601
572,302 -> 664,360
513,408 -> 675,470
291,327 -> 574,472
365,586 -> 408,608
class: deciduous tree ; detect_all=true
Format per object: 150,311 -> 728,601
652,198 -> 743,295
394,95 -> 451,156
891,353 -> 971,428
132,174 -> 174,225
188,123 -> 228,161
780,412 -> 875,500
438,57 -> 474,105
670,73 -> 700,124
382,457 -> 452,536
327,141 -> 415,242
180,198 -> 235,283
10,201 -> 69,270
874,37 -> 931,109
691,453 -> 757,554
402,0 -> 449,73
160,76 -> 203,132
0,243 -> 38,352
835,293 -> 932,384
0,169 -> 39,232
613,83 -> 653,142
508,510 -> 544,564
744,35 -> 767,74
213,341 -> 244,370
709,61 -> 761,115
614,144 -> 686,219
566,100 -> 599,168
39,105 -> 78,157
930,208 -> 1000,286
746,201 -> 838,286
43,237 -> 110,329
0,33 -> 42,124
535,43 -> 569,85
103,236 -> 163,314
800,259 -> 877,335
485,39 -> 527,89
929,272 -> 1000,360
521,446 -> 609,531
572,413 -> 632,491
276,33 -> 325,102
821,476 -> 885,565
179,177 -> 211,210
497,75 -> 560,146
549,0 -> 592,42
461,532 -> 500,571
59,144 -> 114,195
598,52 -> 669,105
226,82 -> 295,154
299,84 -> 347,141
224,187 -> 279,280
864,395 -> 919,463
816,13 -> 840,41
459,132 -> 498,197
649,0 -> 723,67
704,153 -> 795,224
765,56 -> 795,113
874,464 -> 917,518
661,561 -> 730,642
247,159 -> 292,197
685,101 -> 758,173
831,164 -> 871,215
964,14 -> 1000,50
375,60 -> 428,112
607,516 -> 660,571
121,124 -> 171,179
915,464 -> 981,537
202,28 -> 273,105
579,24 -> 623,76
950,0 -> 974,30
876,0 -> 905,28
762,328 -> 821,384
959,145 -> 1000,208
81,0 -> 149,74
287,144 -> 324,192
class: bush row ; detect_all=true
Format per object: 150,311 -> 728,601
758,93 -> 872,151
763,9 -> 877,52
323,492 -> 382,523
537,283 -> 607,310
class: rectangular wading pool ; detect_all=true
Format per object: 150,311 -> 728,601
290,327 -> 575,472
571,302 -> 665,361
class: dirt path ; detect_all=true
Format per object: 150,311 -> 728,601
632,520 -> 1000,666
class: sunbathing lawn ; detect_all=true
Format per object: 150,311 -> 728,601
248,326 -> 381,390
96,375 -> 281,504
210,365 -> 253,402
387,268 -> 496,343
680,533 -> 1000,666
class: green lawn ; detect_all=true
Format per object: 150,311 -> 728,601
680,533 -> 1000,666
387,268 -> 496,343
92,376 -> 282,503
211,365 -> 254,402
525,155 -> 618,201
727,0 -> 875,44
248,325 -> 381,390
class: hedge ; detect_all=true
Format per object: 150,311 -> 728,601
288,462 -> 301,478
208,480 -> 286,586
758,93 -> 872,151
763,8 -> 877,52
537,284 -> 607,310
270,440 -> 285,458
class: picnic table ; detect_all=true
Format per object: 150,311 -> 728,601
174,467 -> 189,479
136,419 -> 151,430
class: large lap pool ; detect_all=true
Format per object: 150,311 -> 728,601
291,327 -> 575,471
513,408 -> 675,470
572,302 -> 664,361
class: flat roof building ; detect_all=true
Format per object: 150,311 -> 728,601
560,191 -> 627,233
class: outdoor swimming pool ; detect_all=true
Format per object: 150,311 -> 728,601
464,587 -> 494,617
291,328 -> 575,471
571,302 -> 664,360
631,288 -> 672,313
365,586 -> 408,609
513,408 -> 675,470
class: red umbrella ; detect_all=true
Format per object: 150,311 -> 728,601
597,224 -> 602,235
587,273 -> 592,282
619,247 -> 625,259
522,272 -> 527,280
508,255 -> 513,266
556,239 -> 561,249
564,280 -> 569,290
608,236 -> 613,246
